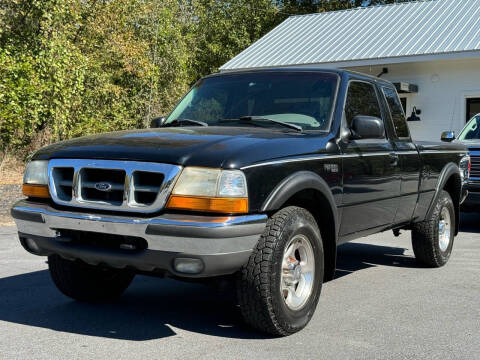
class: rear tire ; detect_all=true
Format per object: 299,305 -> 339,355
236,206 -> 324,336
48,255 -> 135,301
411,190 -> 455,267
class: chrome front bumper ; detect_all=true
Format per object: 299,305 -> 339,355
11,200 -> 267,277
461,181 -> 480,211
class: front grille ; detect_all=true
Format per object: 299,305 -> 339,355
80,168 -> 126,205
131,171 -> 164,206
471,155 -> 480,178
48,159 -> 182,213
51,167 -> 74,201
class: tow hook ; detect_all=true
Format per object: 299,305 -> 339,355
55,230 -> 73,243
393,229 -> 401,237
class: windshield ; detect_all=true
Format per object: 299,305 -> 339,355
458,115 -> 480,140
165,72 -> 339,131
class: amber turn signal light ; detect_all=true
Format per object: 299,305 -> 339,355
166,195 -> 248,214
22,184 -> 50,198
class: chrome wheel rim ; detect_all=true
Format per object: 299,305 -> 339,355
280,234 -> 315,311
438,207 -> 451,252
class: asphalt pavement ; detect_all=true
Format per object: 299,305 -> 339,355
1,214 -> 479,360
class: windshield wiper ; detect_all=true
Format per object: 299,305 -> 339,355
220,116 -> 302,132
164,118 -> 208,127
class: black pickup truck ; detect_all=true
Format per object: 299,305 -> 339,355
12,69 -> 470,336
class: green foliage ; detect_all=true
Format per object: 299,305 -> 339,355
0,0 -> 192,155
191,0 -> 279,77
0,48 -> 45,149
0,0 -> 409,158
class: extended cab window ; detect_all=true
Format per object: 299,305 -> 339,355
344,81 -> 382,128
382,87 -> 410,138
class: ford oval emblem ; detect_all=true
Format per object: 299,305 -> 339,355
94,182 -> 112,192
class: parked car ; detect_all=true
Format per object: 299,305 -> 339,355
442,114 -> 479,212
12,69 -> 469,336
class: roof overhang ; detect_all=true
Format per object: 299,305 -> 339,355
220,50 -> 480,72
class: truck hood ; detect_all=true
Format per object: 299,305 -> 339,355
454,140 -> 480,152
32,127 -> 330,168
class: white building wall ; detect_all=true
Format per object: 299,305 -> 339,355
346,57 -> 480,142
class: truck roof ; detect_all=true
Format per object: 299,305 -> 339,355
211,67 -> 392,86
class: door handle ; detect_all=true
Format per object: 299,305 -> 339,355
389,153 -> 399,166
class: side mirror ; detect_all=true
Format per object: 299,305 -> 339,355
441,131 -> 455,142
350,115 -> 385,140
150,116 -> 166,128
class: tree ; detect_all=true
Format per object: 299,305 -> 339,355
0,0 -> 415,158
0,0 -> 193,154
190,0 -> 279,77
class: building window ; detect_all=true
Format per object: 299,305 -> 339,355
466,98 -> 480,122
400,97 -> 407,114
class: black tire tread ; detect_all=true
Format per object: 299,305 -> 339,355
236,206 -> 319,336
411,190 -> 454,267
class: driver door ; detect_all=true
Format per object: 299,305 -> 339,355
339,80 -> 401,237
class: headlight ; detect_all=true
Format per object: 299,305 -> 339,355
24,160 -> 48,185
166,167 -> 248,213
459,154 -> 471,182
172,167 -> 220,197
22,160 -> 50,198
218,171 -> 247,197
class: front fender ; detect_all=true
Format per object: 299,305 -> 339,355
261,171 -> 339,235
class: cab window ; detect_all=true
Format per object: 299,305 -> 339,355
344,81 -> 382,129
382,87 -> 410,138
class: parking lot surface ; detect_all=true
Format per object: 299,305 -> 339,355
1,214 -> 479,360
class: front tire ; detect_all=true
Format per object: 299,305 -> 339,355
411,190 -> 455,267
48,255 -> 135,301
236,206 -> 324,336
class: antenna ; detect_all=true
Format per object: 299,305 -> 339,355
449,93 -> 458,131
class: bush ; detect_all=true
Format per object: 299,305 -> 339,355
0,0 -> 396,159
0,0 -> 193,158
